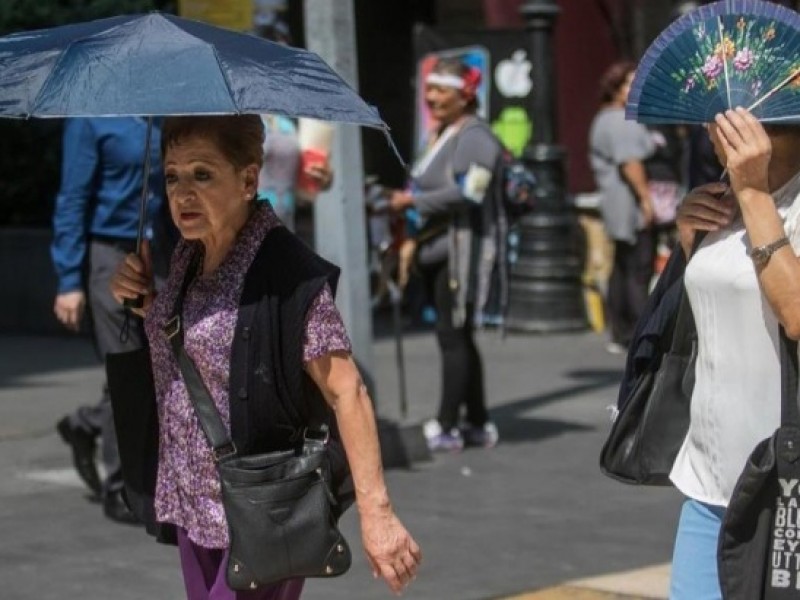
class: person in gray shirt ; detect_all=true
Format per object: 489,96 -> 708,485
589,61 -> 655,353
390,57 -> 503,452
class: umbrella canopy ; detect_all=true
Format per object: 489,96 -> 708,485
0,12 -> 386,130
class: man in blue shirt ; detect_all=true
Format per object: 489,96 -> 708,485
51,117 -> 169,525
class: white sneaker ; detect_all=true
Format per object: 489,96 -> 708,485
429,430 -> 465,452
422,419 -> 464,452
422,419 -> 442,441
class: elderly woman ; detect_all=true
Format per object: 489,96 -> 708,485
110,115 -> 420,600
668,107 -> 800,598
389,57 -> 502,452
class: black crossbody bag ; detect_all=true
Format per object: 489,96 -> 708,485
166,257 -> 351,591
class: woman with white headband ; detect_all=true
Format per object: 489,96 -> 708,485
389,57 -> 503,452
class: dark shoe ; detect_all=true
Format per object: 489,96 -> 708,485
56,416 -> 102,499
103,491 -> 140,526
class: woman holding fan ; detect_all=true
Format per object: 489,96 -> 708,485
617,2 -> 800,597
668,107 -> 800,598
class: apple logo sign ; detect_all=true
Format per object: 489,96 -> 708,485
495,50 -> 533,98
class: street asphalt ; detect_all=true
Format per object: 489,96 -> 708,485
0,319 -> 682,600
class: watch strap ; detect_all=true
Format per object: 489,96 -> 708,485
750,236 -> 790,267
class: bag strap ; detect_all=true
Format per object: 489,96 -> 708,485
668,288 -> 695,355
779,325 -> 800,427
669,232 -> 707,355
163,250 -> 240,461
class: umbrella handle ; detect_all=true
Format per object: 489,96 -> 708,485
123,116 -> 154,311
123,295 -> 145,310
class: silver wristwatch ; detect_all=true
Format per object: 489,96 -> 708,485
749,236 -> 790,269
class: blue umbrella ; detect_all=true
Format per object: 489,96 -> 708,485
0,12 -> 393,285
0,12 -> 385,126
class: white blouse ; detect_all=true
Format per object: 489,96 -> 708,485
670,172 -> 800,507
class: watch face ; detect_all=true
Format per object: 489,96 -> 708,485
751,248 -> 768,267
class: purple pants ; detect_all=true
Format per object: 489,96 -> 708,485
177,528 -> 305,600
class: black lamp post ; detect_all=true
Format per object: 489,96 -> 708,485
504,0 -> 587,333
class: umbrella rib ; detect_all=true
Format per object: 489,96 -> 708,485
27,17 -> 134,117
28,38 -> 82,116
208,45 -> 239,114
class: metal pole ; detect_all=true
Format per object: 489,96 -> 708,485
125,115 -> 154,310
387,279 -> 408,420
302,0 -> 374,375
525,1 -> 559,145
134,115 -> 154,256
505,0 -> 587,333
301,2 -> 433,470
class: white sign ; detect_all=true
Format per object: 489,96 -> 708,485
495,50 -> 533,98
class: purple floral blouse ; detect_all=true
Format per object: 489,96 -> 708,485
144,204 -> 351,549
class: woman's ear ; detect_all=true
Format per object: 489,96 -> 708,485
243,164 -> 259,195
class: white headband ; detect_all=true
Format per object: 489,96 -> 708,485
425,73 -> 465,90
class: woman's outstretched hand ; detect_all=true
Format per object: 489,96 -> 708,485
110,239 -> 155,317
360,506 -> 422,595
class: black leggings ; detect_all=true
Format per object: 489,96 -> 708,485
421,260 -> 488,431
607,229 -> 654,346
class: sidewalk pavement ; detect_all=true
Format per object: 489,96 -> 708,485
506,563 -> 670,599
0,322 -> 679,599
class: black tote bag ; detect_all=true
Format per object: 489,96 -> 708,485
600,235 -> 705,486
718,328 -> 800,599
599,283 -> 696,485
105,346 -> 176,543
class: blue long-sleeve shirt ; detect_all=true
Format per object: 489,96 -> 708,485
51,118 -> 164,293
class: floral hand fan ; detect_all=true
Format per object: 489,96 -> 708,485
627,0 -> 800,124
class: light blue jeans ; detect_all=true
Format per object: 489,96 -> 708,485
669,499 -> 726,600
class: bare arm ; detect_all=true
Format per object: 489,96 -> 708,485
412,184 -> 465,215
737,188 -> 800,338
305,351 -> 421,595
620,160 -> 654,226
713,108 -> 800,339
413,125 -> 501,217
